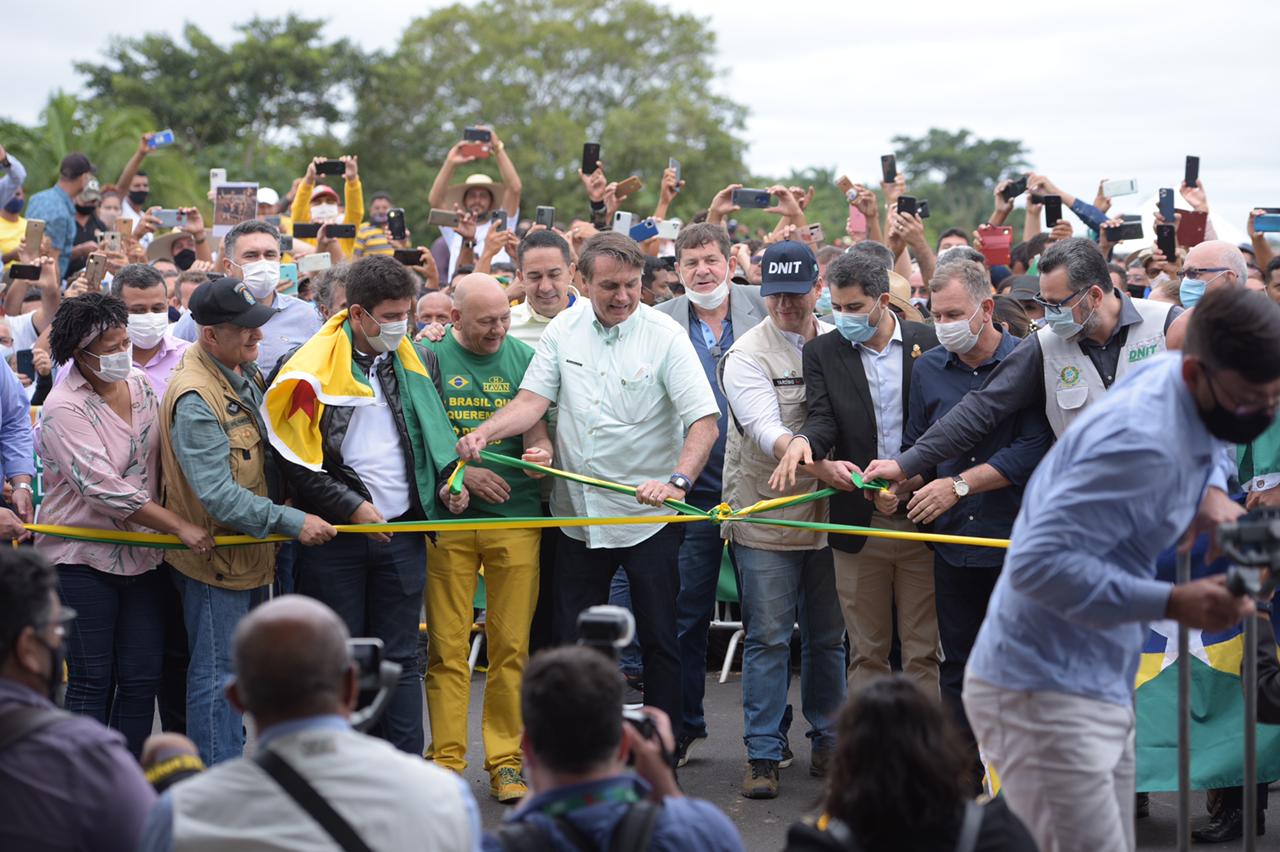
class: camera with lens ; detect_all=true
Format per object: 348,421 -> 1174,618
1218,508 -> 1280,599
347,637 -> 401,733
576,606 -> 670,763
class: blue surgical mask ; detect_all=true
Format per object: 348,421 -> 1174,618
3,197 -> 23,215
1179,277 -> 1206,309
815,288 -> 832,314
833,308 -> 877,344
1044,305 -> 1083,339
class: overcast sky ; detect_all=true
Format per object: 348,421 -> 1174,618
10,0 -> 1277,236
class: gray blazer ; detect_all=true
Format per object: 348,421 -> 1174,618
656,283 -> 767,341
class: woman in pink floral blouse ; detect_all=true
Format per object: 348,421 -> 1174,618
36,292 -> 214,756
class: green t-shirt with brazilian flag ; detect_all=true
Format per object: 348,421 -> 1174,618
427,329 -> 541,519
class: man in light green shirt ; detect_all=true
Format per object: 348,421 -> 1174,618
457,231 -> 719,733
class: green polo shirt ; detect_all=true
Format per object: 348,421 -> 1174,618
426,329 -> 540,519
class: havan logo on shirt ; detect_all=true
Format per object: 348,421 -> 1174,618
482,376 -> 511,394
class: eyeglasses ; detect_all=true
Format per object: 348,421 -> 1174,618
1183,267 -> 1231,280
38,607 -> 77,639
1032,288 -> 1089,311
1203,365 -> 1280,416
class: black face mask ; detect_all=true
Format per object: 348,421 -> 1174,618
35,635 -> 66,705
173,248 -> 197,271
1200,372 -> 1275,445
128,190 -> 149,208
75,204 -> 97,216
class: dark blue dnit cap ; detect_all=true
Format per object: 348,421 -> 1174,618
759,241 -> 818,296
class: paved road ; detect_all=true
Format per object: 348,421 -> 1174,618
453,671 -> 1278,850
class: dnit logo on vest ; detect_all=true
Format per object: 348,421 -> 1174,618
1128,343 -> 1158,363
448,375 -> 470,389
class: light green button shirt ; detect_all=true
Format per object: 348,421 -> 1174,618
520,301 -> 720,548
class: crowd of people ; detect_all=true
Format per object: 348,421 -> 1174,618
0,123 -> 1278,852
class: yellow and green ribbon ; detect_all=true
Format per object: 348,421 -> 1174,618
26,451 -> 1010,551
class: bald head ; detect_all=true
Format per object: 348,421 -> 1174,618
452,273 -> 508,313
450,273 -> 512,355
230,595 -> 353,722
1185,240 -> 1248,286
417,291 -> 453,328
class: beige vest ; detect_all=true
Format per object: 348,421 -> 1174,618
158,346 -> 277,590
1039,297 -> 1170,437
718,319 -> 827,551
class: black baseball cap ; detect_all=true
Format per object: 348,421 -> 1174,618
759,241 -> 818,296
189,277 -> 277,328
1007,275 -> 1041,302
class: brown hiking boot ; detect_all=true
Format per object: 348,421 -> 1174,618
741,758 -> 780,799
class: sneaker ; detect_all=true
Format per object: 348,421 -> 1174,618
742,759 -> 780,799
778,744 -> 793,769
810,748 -> 834,778
491,766 -> 527,804
675,733 -> 707,768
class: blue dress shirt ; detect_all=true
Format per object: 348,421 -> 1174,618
902,329 -> 1052,567
968,353 -> 1227,706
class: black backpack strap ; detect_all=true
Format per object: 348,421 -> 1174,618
255,748 -> 374,852
0,704 -> 69,753
495,820 -> 560,852
953,801 -> 985,852
608,800 -> 661,852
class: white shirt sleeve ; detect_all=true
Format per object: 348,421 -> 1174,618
9,311 -> 37,351
721,350 -> 791,458
518,316 -> 562,403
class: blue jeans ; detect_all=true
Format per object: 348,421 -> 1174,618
58,564 -> 165,758
607,568 -> 643,678
736,544 -> 845,761
174,572 -> 266,765
296,532 -> 427,755
674,516 -> 728,738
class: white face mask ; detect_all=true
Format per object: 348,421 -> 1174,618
0,345 -> 14,361
311,204 -> 339,221
685,277 -> 729,310
935,305 -> 983,354
358,310 -> 408,354
83,346 -> 133,383
237,259 -> 281,300
127,312 -> 169,349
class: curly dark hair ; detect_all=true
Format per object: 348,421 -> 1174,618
48,292 -> 129,365
824,676 -> 971,852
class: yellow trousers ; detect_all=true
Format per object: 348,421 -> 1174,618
424,527 -> 540,773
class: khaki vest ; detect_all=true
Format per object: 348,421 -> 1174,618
158,346 -> 277,590
1039,297 -> 1170,437
718,319 -> 827,551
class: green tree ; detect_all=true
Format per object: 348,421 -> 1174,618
76,16 -> 361,174
350,0 -> 749,230
0,92 -> 205,211
890,128 -> 1029,238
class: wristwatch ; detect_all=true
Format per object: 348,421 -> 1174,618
668,473 -> 693,494
951,475 -> 970,498
461,239 -> 476,250
13,482 -> 32,494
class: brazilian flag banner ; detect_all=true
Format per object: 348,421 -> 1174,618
1135,537 -> 1280,791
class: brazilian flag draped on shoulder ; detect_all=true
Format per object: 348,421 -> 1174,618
1134,534 -> 1280,791
262,309 -> 459,518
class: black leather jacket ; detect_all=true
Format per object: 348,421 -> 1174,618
270,343 -> 448,524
